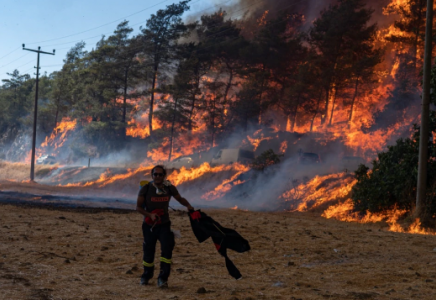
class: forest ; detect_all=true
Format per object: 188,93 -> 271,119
0,0 -> 427,162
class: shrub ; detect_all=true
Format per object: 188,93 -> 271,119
352,115 -> 436,217
250,149 -> 283,171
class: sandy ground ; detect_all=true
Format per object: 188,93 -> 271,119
1,203 -> 436,300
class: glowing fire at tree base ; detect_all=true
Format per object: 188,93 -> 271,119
281,172 -> 435,235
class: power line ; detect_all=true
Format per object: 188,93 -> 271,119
40,64 -> 64,68
87,0 -> 306,61
0,47 -> 21,61
10,0 -> 304,76
36,0 -> 229,49
26,0 -> 172,45
48,0 -> 295,60
0,0 -> 263,71
1,0 -> 236,73
0,53 -> 30,68
23,66 -> 35,73
15,58 -> 36,69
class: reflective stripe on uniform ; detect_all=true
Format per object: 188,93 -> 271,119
160,257 -> 172,264
143,261 -> 154,267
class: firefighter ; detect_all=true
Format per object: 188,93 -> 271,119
136,165 -> 194,288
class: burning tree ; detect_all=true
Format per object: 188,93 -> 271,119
0,0 -> 426,166
308,0 -> 383,126
352,61 -> 436,224
138,0 -> 191,139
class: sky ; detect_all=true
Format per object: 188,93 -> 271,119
0,0 -> 238,82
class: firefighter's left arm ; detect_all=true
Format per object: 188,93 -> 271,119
173,193 -> 194,211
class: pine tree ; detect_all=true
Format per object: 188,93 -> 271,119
138,0 -> 191,138
309,0 -> 379,125
155,64 -> 191,161
384,0 -> 427,75
0,70 -> 33,136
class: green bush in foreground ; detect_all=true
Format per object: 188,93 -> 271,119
352,114 -> 436,218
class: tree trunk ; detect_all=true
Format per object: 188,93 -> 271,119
149,65 -> 158,138
290,94 -> 301,133
258,64 -> 266,125
168,98 -> 178,162
321,86 -> 330,125
54,101 -> 59,129
224,64 -> 233,104
349,78 -> 359,122
310,90 -> 323,132
211,96 -> 216,148
121,68 -> 129,140
122,69 -> 128,124
243,112 -> 248,133
187,70 -> 200,131
328,86 -> 338,126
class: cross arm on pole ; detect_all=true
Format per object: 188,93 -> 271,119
22,45 -> 55,55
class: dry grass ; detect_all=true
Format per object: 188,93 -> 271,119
0,160 -> 57,182
1,204 -> 436,300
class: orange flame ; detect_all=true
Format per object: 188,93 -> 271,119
247,130 -> 273,151
283,172 -> 434,235
201,163 -> 249,201
168,162 -> 236,186
60,166 -> 153,187
279,141 -> 287,154
126,114 -> 163,139
41,117 -> 77,150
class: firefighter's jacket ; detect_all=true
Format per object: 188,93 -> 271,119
188,210 -> 250,279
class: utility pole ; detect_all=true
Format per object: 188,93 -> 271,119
416,0 -> 433,218
22,44 -> 55,182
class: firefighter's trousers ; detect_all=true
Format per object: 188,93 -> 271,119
141,222 -> 175,281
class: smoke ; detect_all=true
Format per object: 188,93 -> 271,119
186,0 -> 395,32
0,0 -> 424,213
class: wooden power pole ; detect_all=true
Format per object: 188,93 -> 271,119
416,0 -> 433,217
22,45 -> 55,181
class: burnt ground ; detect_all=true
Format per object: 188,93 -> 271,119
1,201 -> 436,300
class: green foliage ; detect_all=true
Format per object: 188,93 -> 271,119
0,1 -> 387,162
352,61 -> 436,217
352,117 -> 436,216
250,149 -> 283,171
0,70 -> 34,135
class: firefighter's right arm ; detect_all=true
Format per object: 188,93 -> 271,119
136,196 -> 158,221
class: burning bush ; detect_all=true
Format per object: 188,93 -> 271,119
352,117 -> 436,219
250,149 -> 283,171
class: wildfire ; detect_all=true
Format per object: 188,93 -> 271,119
390,57 -> 400,78
247,130 -> 273,151
201,163 -> 249,201
126,114 -> 162,139
168,162 -> 237,186
286,117 -> 291,132
41,117 -> 77,150
279,141 -> 287,154
60,166 -> 153,188
283,172 -> 434,235
146,133 -> 210,164
257,10 -> 269,26
281,173 -> 357,212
